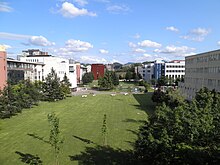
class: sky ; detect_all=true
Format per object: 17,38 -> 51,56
1,0 -> 220,64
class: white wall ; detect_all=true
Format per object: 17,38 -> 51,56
20,56 -> 77,88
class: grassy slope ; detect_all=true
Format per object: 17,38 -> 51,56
0,93 -> 154,165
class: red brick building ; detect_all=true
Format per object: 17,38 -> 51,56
0,46 -> 7,90
91,64 -> 105,80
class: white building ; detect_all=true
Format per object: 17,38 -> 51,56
179,49 -> 220,99
136,63 -> 154,82
136,60 -> 185,83
165,60 -> 185,83
19,49 -> 77,89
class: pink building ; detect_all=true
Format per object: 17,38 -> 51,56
0,46 -> 7,90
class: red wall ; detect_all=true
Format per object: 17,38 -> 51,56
0,51 -> 7,90
91,64 -> 105,80
76,63 -> 81,84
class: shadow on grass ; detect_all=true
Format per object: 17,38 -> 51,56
69,145 -> 135,165
27,133 -> 50,144
132,93 -> 155,115
122,118 -> 146,124
73,135 -> 95,144
15,151 -> 43,165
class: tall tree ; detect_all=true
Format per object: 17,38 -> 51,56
98,71 -> 113,90
125,71 -> 132,81
111,71 -> 119,86
61,73 -> 71,97
47,112 -> 63,165
43,68 -> 64,101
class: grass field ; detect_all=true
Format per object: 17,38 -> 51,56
0,93 -> 154,165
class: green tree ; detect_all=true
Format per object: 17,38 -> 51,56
102,114 -> 107,146
61,73 -> 71,97
98,71 -> 113,90
125,71 -> 132,81
82,72 -> 94,84
157,76 -> 168,86
43,68 -> 64,101
47,112 -> 63,165
111,71 -> 119,86
135,87 -> 220,164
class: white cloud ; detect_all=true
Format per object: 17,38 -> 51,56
80,56 -> 107,63
99,49 -> 109,54
218,41 -> 220,46
135,54 -> 154,63
106,4 -> 130,14
29,36 -> 55,46
65,39 -> 93,52
0,2 -> 13,12
138,40 -> 162,48
166,26 -> 179,32
181,27 -> 211,42
0,32 -> 30,40
74,0 -> 88,6
59,2 -> 96,18
0,32 -> 55,47
128,42 -> 136,48
154,45 -> 196,57
133,48 -> 146,53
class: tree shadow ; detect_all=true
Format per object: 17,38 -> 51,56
27,133 -> 50,144
69,145 -> 135,165
15,151 -> 43,165
73,135 -> 95,144
122,118 -> 146,124
132,93 -> 155,115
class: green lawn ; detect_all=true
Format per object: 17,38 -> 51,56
0,93 -> 154,165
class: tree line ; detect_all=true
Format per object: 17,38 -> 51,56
134,87 -> 220,164
0,68 -> 71,119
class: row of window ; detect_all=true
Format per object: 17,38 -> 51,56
185,77 -> 220,87
186,52 -> 220,64
166,70 -> 185,73
186,67 -> 220,73
166,65 -> 185,68
26,59 -> 40,63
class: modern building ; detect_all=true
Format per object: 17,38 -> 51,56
179,49 -> 220,99
154,59 -> 166,80
136,63 -> 154,82
136,59 -> 185,83
7,59 -> 44,83
0,46 -> 7,90
19,49 -> 77,89
91,64 -> 105,80
165,60 -> 185,83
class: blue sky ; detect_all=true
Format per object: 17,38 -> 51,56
1,0 -> 220,64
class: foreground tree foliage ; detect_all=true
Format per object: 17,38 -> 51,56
135,87 -> 220,164
0,80 -> 41,118
0,69 -> 71,119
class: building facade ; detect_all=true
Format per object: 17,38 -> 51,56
0,46 -> 7,90
165,60 -> 185,83
136,60 -> 185,83
7,59 -> 44,83
91,64 -> 105,80
19,49 -> 77,89
179,49 -> 220,99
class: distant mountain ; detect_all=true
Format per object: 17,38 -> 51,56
125,62 -> 134,65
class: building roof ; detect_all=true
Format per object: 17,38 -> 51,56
7,58 -> 45,65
